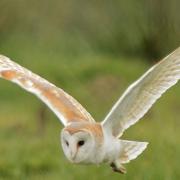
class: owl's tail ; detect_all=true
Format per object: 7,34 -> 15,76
111,140 -> 148,174
119,140 -> 148,164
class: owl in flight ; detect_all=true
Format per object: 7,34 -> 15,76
0,48 -> 180,174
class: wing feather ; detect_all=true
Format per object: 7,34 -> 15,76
102,47 -> 180,137
0,55 -> 95,126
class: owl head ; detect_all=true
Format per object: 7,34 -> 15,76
61,122 -> 103,164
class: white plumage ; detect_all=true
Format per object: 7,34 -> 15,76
0,47 -> 179,174
102,48 -> 180,137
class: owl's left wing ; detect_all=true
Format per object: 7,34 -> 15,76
102,47 -> 180,137
0,55 -> 95,126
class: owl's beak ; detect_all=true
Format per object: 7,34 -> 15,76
70,148 -> 77,161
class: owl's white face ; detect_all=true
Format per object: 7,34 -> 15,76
61,129 -> 96,164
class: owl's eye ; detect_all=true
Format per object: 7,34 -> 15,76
65,141 -> 69,146
78,140 -> 85,147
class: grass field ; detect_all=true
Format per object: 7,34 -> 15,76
0,40 -> 180,179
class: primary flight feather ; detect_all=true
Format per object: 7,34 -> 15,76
0,47 -> 179,174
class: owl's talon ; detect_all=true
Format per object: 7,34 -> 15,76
110,163 -> 126,174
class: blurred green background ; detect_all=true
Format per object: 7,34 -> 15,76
0,0 -> 180,179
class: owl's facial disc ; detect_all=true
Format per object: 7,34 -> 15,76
61,130 -> 95,164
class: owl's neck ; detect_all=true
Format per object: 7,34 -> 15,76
101,130 -> 121,164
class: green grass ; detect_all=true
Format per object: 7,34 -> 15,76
0,41 -> 180,179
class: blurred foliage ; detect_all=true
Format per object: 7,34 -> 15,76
0,0 -> 180,60
0,0 -> 180,179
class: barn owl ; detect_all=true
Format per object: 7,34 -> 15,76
0,48 -> 180,174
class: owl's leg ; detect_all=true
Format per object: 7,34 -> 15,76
110,160 -> 126,174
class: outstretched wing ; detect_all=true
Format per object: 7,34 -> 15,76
0,55 -> 95,126
102,47 -> 180,137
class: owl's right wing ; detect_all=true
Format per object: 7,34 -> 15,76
0,55 -> 95,126
102,47 -> 180,137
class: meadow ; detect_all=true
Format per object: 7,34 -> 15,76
0,36 -> 180,180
